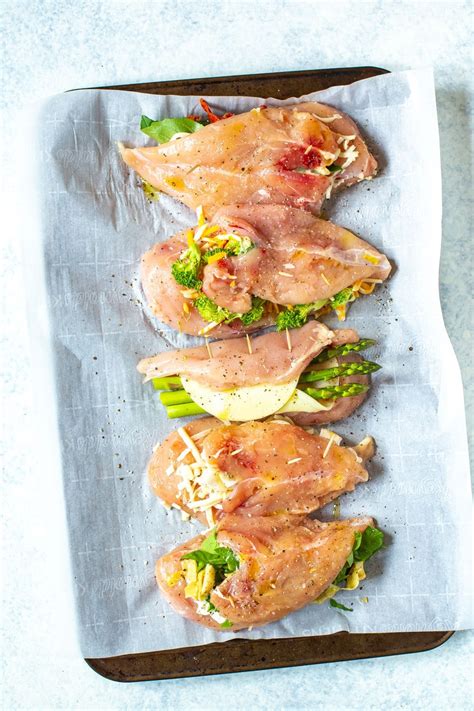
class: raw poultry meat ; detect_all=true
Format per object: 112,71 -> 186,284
149,417 -> 372,525
121,102 -> 377,216
156,513 -> 373,630
140,204 -> 390,337
137,322 -> 357,389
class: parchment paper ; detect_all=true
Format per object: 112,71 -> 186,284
35,69 -> 473,657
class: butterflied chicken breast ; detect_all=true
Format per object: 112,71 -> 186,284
140,326 -> 379,425
138,322 -> 357,389
140,204 -> 390,337
149,418 -> 372,525
156,514 -> 373,630
120,103 -> 377,216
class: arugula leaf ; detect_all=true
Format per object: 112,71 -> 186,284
326,164 -> 343,174
181,529 -> 240,584
354,526 -> 384,562
333,527 -> 384,586
333,561 -> 351,586
329,599 -> 353,612
140,115 -> 204,144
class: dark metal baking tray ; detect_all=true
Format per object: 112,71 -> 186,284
83,66 -> 453,681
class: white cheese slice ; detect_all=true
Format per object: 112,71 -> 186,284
181,376 -> 299,422
277,388 -> 335,414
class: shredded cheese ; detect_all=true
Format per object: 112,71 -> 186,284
339,144 -> 359,169
199,320 -> 219,336
196,205 -> 205,227
320,428 -> 343,445
177,427 -> 204,463
191,428 -> 213,441
363,252 -> 380,265
322,431 -> 340,459
287,457 -> 302,464
207,251 -> 227,264
314,113 -> 342,123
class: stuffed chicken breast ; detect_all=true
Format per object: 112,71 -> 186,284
141,204 -> 390,337
156,514 -> 383,630
121,102 -> 377,216
149,418 -> 374,526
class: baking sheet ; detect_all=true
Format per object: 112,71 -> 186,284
35,68 -> 473,658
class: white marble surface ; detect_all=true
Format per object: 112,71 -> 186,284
1,1 -> 472,708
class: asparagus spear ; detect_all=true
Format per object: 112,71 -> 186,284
312,339 -> 376,364
160,390 -> 194,406
152,376 -> 183,391
305,383 -> 369,400
299,360 -> 381,383
166,402 -> 206,419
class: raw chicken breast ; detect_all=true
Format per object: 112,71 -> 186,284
141,204 -> 390,335
156,513 -> 373,630
120,103 -> 376,216
148,418 -> 371,524
137,322 -> 358,389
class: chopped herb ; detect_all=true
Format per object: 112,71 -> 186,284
140,115 -> 204,143
329,599 -> 353,612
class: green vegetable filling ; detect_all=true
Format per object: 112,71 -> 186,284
334,527 -> 384,587
276,300 -> 328,331
171,240 -> 202,290
140,115 -> 204,143
181,529 -> 240,586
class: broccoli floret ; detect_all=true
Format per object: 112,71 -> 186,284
194,294 -> 266,328
194,295 -> 231,324
276,300 -> 327,331
240,297 -> 265,326
330,287 -> 354,308
171,240 -> 202,289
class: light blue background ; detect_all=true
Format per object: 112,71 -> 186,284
1,1 -> 472,708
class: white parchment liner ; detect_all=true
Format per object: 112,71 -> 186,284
34,69 -> 472,657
